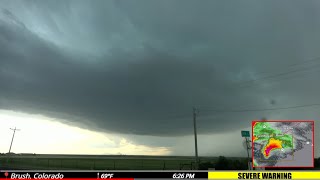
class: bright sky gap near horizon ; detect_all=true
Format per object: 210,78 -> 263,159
0,0 -> 319,157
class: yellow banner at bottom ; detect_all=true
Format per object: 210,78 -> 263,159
208,171 -> 320,179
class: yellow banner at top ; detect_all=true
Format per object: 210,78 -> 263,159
208,171 -> 320,179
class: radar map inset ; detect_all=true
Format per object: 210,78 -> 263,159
252,120 -> 314,168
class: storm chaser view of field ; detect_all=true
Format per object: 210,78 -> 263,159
252,121 -> 314,168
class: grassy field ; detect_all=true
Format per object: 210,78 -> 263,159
0,154 -> 220,170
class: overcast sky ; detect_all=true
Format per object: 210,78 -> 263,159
0,0 -> 319,157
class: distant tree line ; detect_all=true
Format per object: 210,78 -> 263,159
199,156 -> 320,170
199,156 -> 248,170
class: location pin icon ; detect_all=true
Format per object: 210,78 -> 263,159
4,172 -> 8,179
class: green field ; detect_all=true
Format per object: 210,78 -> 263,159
0,154 -> 221,170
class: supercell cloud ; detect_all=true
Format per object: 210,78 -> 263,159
0,0 -> 320,139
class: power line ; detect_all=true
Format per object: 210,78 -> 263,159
200,103 -> 320,113
238,68 -> 320,89
261,68 -> 320,84
233,56 -> 320,89
238,63 -> 320,87
245,56 -> 320,78
288,57 -> 320,68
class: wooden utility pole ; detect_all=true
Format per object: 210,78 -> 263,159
245,137 -> 250,161
193,107 -> 199,169
8,127 -> 20,153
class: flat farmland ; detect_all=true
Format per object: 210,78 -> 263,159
0,154 -> 218,170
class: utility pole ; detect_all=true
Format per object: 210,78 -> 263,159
193,107 -> 199,170
8,127 -> 20,154
241,130 -> 252,170
245,137 -> 251,167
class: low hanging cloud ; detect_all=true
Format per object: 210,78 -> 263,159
1,0 -> 320,138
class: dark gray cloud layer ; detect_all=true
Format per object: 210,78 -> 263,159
1,0 -> 320,137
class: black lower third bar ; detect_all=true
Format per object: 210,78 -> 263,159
0,171 -> 208,179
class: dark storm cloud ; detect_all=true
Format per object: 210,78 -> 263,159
1,0 -> 320,137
